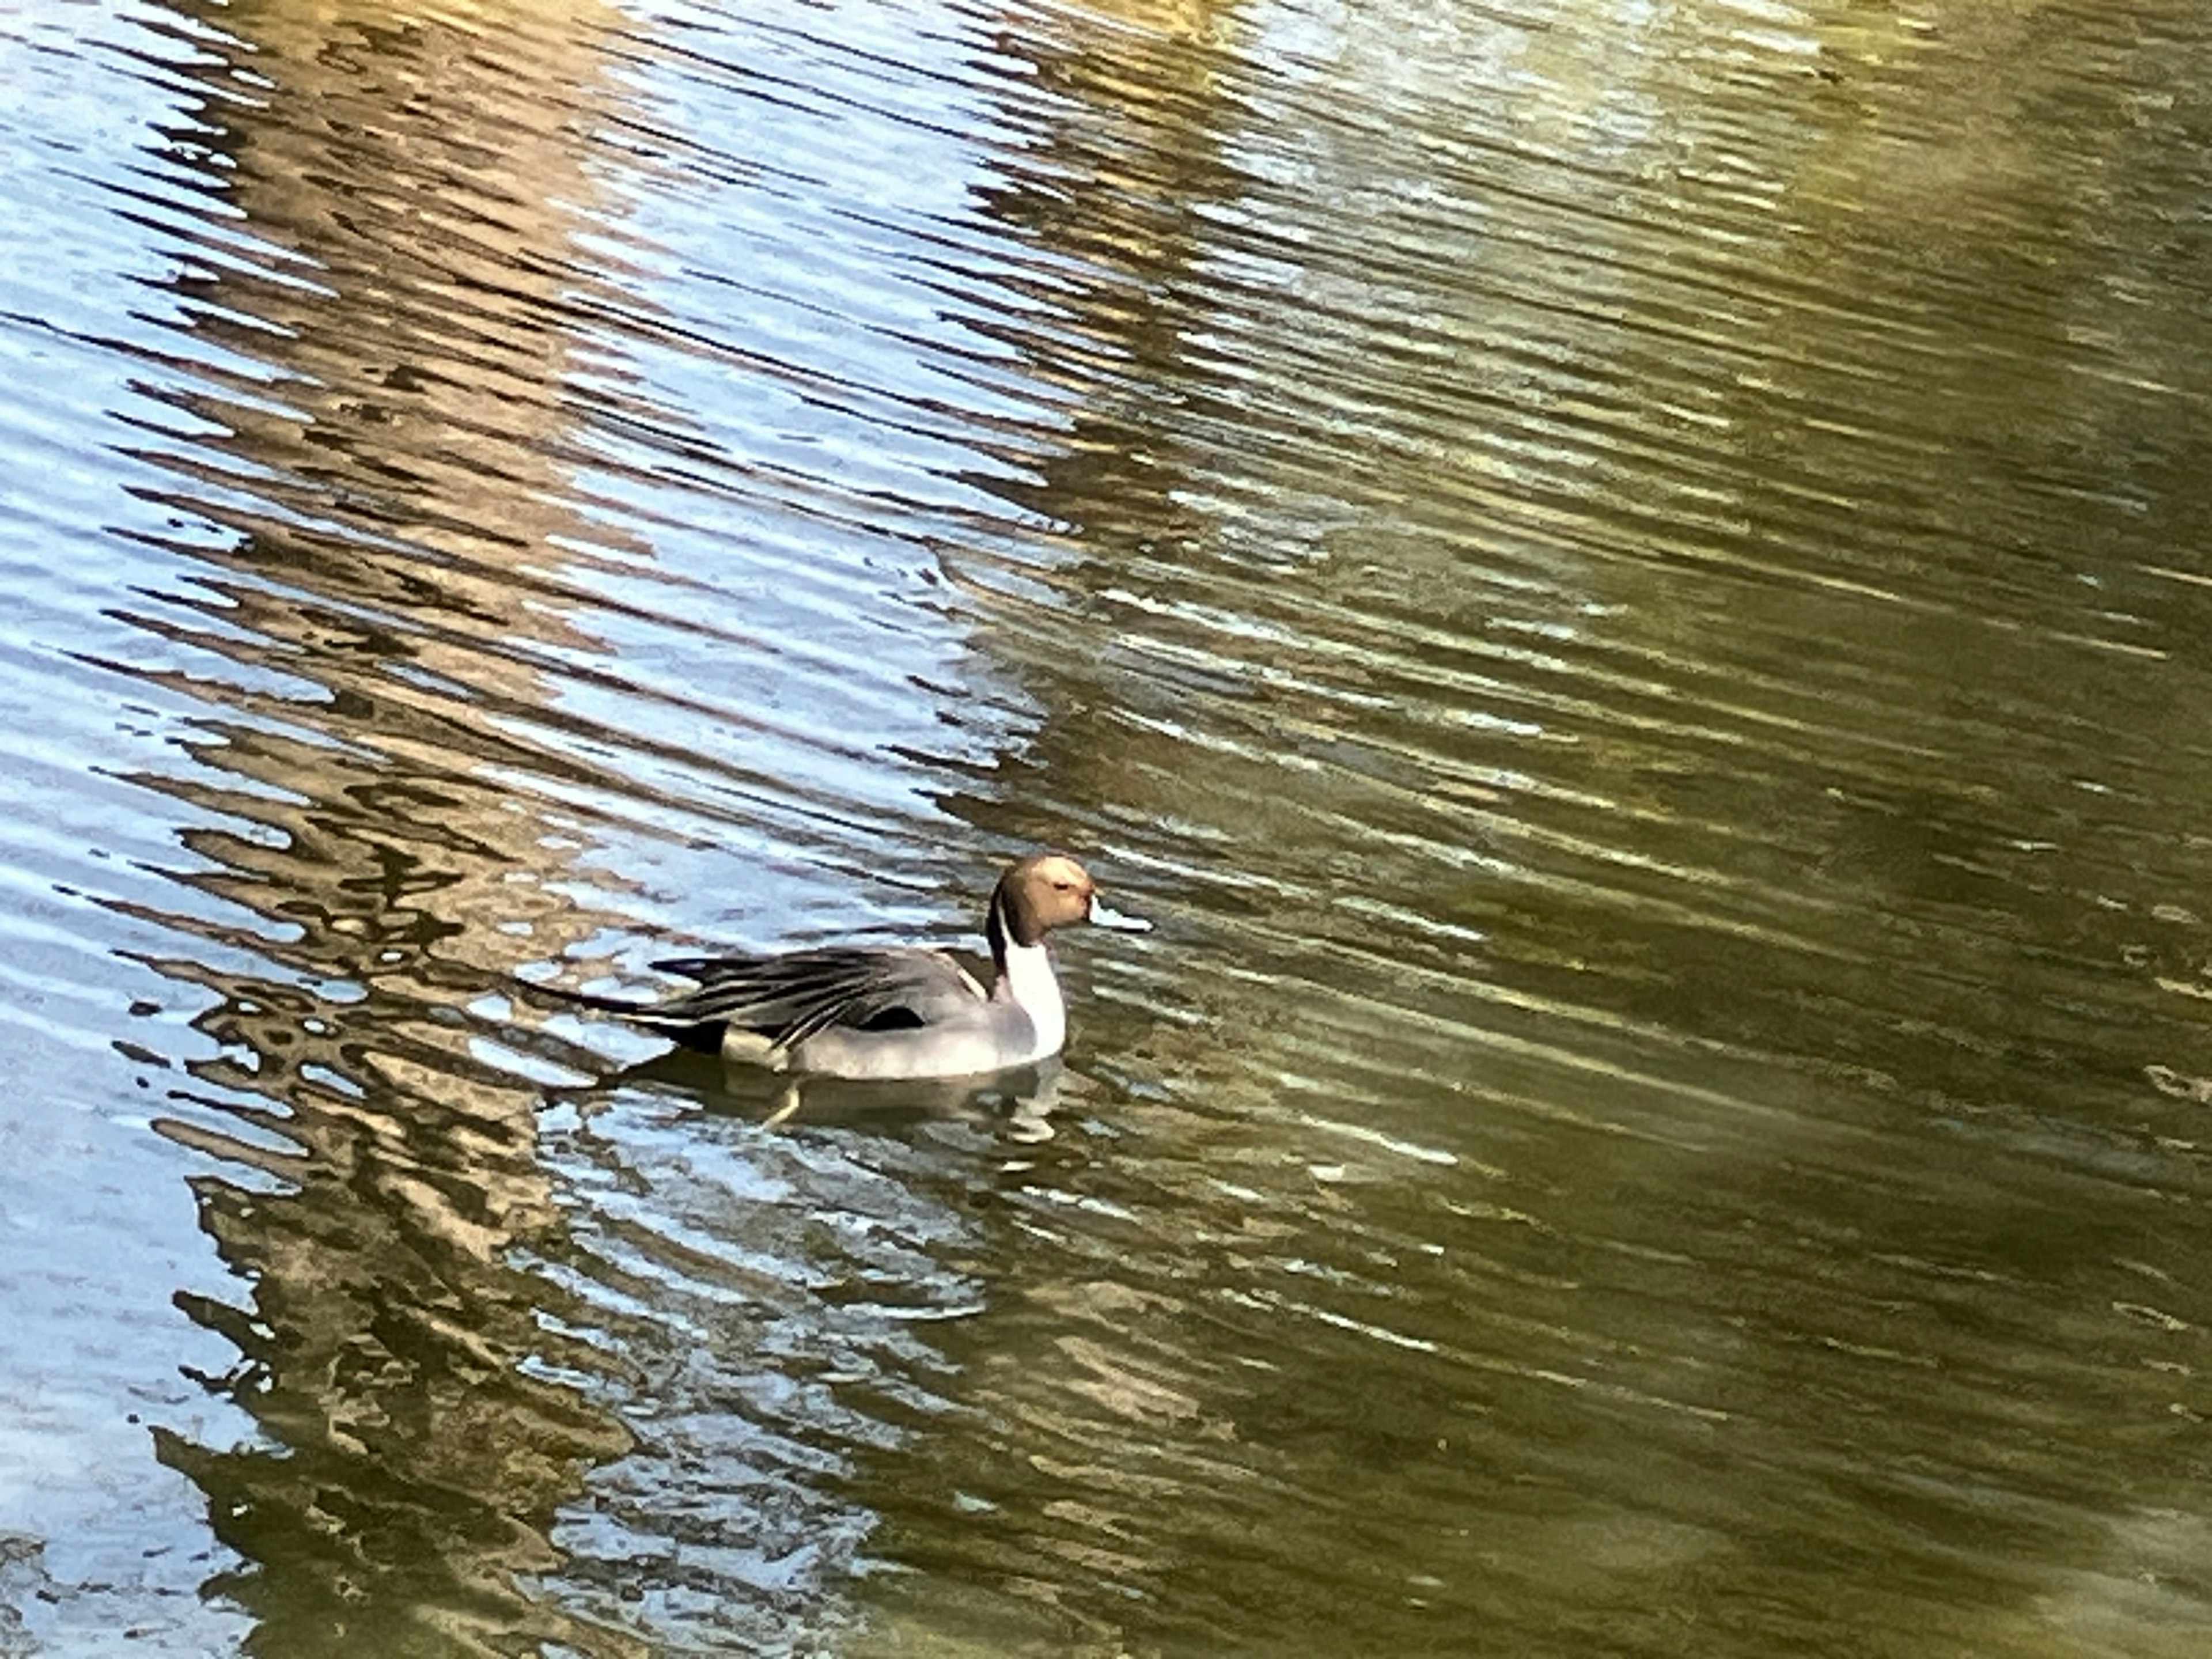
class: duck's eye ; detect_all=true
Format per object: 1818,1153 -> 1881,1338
1052,880 -> 1074,892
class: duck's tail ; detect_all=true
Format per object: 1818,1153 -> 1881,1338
524,976 -> 725,1048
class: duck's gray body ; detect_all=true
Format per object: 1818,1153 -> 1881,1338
561,853 -> 1122,1081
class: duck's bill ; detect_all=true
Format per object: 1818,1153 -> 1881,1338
1089,901 -> 1153,933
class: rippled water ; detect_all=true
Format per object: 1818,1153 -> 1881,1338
6,0 -> 2212,1652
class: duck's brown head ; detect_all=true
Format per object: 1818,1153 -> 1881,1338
991,851 -> 1098,950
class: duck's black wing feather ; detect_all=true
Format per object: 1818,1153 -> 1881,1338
580,946 -> 987,1047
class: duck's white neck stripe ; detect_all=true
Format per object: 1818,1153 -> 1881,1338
997,937 -> 1065,1058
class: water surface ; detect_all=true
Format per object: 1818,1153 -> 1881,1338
5,0 -> 2212,1653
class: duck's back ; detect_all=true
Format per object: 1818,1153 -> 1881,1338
637,945 -> 984,1044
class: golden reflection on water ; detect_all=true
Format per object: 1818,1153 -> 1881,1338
113,0 -> 642,1649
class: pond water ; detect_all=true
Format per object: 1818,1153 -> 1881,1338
5,0 -> 2212,1653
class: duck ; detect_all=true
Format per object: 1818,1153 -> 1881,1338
550,851 -> 1146,1081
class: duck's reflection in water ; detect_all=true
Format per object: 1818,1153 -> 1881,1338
510,1033 -> 1124,1650
565,1046 -> 1071,1145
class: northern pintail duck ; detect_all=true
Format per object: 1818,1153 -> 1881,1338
555,852 -> 1145,1081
